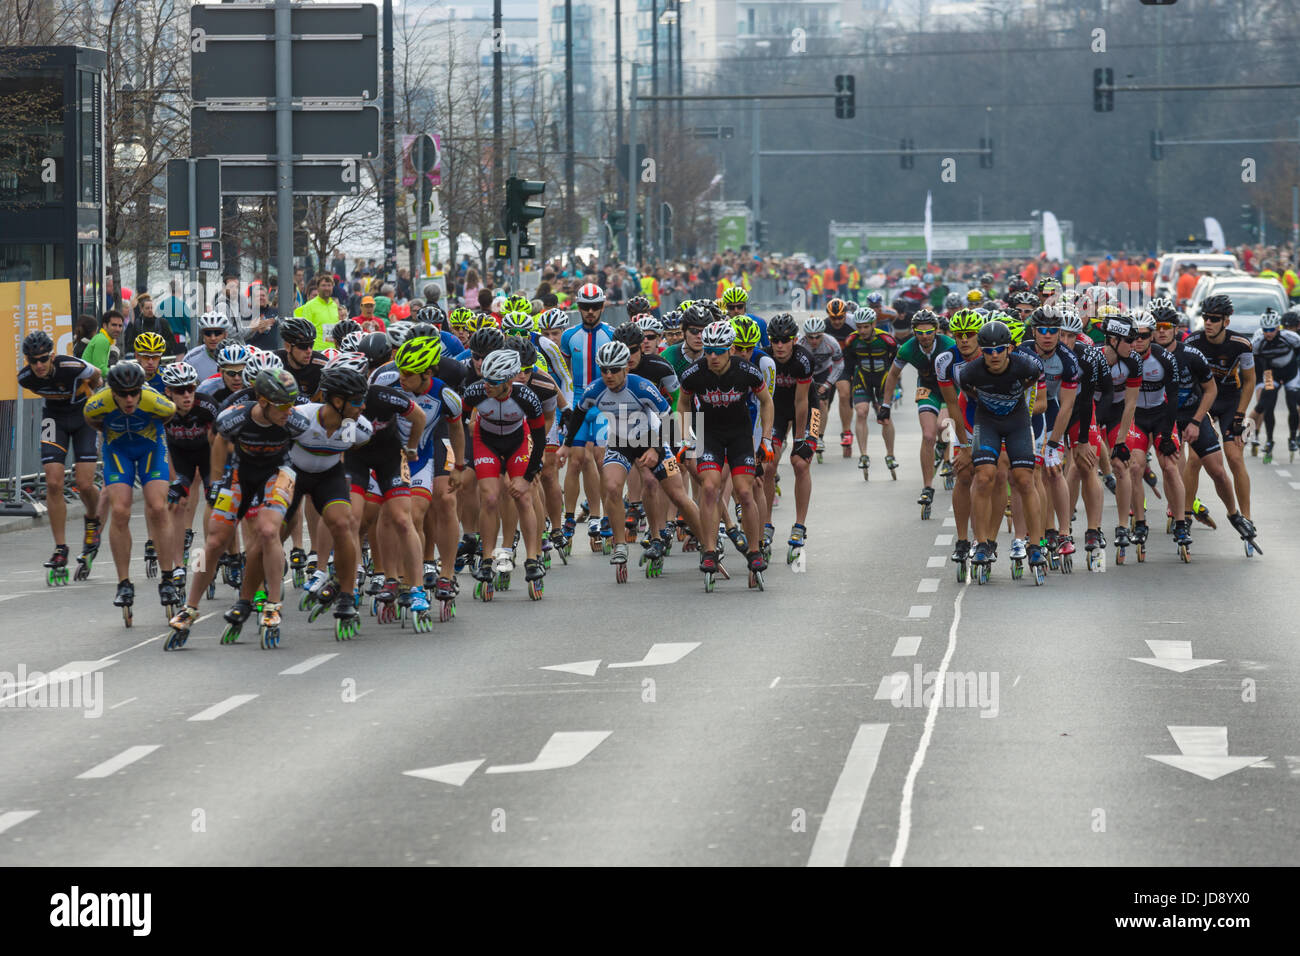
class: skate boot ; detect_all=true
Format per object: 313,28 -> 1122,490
859,454 -> 870,481
885,455 -> 899,480
165,603 -> 199,650
611,540 -> 629,584
114,579 -> 135,628
1191,498 -> 1216,529
588,517 -> 602,552
45,544 -> 70,586
143,538 -> 159,580
746,550 -> 767,590
524,557 -> 545,600
1262,440 -> 1274,465
1173,518 -> 1193,562
1084,528 -> 1106,572
258,602 -> 283,649
288,547 -> 308,589
1027,542 -> 1048,585
1113,525 -> 1131,565
74,518 -> 101,580
158,570 -> 182,613
1131,520 -> 1149,563
221,598 -> 255,644
333,596 -> 360,640
841,430 -> 853,458
917,485 -> 934,520
725,524 -> 749,556
1227,512 -> 1261,557
407,586 -> 433,631
599,515 -> 614,555
640,537 -> 666,578
548,528 -> 569,565
786,523 -> 807,565
951,538 -> 971,583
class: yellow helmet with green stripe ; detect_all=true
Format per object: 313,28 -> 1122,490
721,286 -> 748,306
394,335 -> 442,374
134,332 -> 167,355
449,307 -> 475,330
731,315 -> 762,347
948,309 -> 984,334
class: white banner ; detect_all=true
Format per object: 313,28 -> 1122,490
923,191 -> 933,263
1042,211 -> 1063,261
1204,217 -> 1226,252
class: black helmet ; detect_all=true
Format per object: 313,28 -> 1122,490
1201,294 -> 1233,317
626,295 -> 651,315
1148,300 -> 1179,325
106,361 -> 146,393
255,367 -> 300,404
468,326 -> 506,357
1282,308 -> 1300,330
1006,276 -> 1030,294
1103,315 -> 1136,342
979,272 -> 995,285
682,303 -> 713,330
768,313 -> 799,340
1008,290 -> 1039,308
408,322 -> 437,340
331,319 -> 362,346
417,305 -> 446,328
281,317 -> 317,346
23,330 -> 54,357
1028,305 -> 1063,327
613,322 -> 645,348
357,332 -> 392,368
911,308 -> 940,329
977,320 -> 1012,349
319,364 -> 369,401
505,337 -> 538,369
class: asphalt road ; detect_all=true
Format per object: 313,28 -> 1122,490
1,403 -> 1297,867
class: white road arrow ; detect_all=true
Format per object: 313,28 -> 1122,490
485,731 -> 611,774
607,642 -> 700,669
402,759 -> 485,787
1130,640 -> 1222,673
1147,726 -> 1267,781
539,660 -> 602,676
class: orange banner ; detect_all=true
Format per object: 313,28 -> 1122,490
1,279 -> 74,401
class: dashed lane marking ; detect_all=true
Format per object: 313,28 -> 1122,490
76,745 -> 161,779
807,724 -> 890,867
892,636 -> 922,657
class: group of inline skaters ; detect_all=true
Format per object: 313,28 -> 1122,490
811,273 -> 1282,583
19,269 -> 1288,644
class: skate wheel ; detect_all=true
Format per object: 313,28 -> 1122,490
977,565 -> 989,585
615,564 -> 627,583
543,554 -> 551,569
1136,546 -> 1146,563
123,607 -> 133,628
207,582 -> 216,600
944,477 -> 954,491
528,580 -> 543,601
1048,555 -> 1059,571
222,624 -> 240,644
704,574 -> 715,593
1011,562 -> 1023,580
1115,548 -> 1125,565
749,571 -> 764,591
1060,556 -> 1072,574
1243,540 -> 1254,557
863,467 -> 869,482
1034,567 -> 1046,586
440,601 -> 453,622
956,562 -> 967,584
1179,545 -> 1190,563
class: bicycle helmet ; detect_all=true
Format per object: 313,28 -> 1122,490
948,309 -> 984,334
1008,290 -> 1040,309
634,315 -> 663,336
965,289 -> 985,305
216,343 -> 250,369
280,316 -> 317,346
341,331 -> 364,353
1103,315 -> 1136,341
1259,308 -> 1281,331
682,303 -> 713,330
1003,318 -> 1027,345
242,350 -> 284,386
612,322 -> 645,348
319,365 -> 369,401
501,310 -> 535,336
481,348 -> 522,384
468,326 -> 506,358
22,330 -> 54,357
911,309 -> 940,330
394,336 -> 443,374
1130,311 -> 1156,332
537,308 -> 569,331
732,316 -> 762,348
449,307 -> 476,330
133,331 -> 166,356
944,292 -> 963,311
506,337 -> 538,370
802,316 -> 827,335
357,332 -> 392,368
768,313 -> 799,340
1282,308 -> 1300,330
865,292 -> 884,307
161,361 -> 199,388
575,283 -> 606,306
1058,308 -> 1084,335
417,305 -> 447,328
977,320 -> 1013,349
855,307 -> 878,325
661,312 -> 682,331
198,311 -> 230,333
1200,294 -> 1233,317
1148,297 -> 1179,325
503,294 -> 532,315
979,272 -> 995,285
596,341 -> 632,369
386,321 -> 414,348
106,361 -> 146,392
254,368 -> 299,404
325,352 -> 370,376
1035,277 -> 1062,297
1006,276 -> 1030,294
1029,305 -> 1063,327
723,286 -> 750,306
701,320 -> 737,349
331,319 -> 361,346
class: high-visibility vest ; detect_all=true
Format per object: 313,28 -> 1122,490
809,273 -> 823,294
1283,269 -> 1298,296
741,272 -> 752,292
716,277 -> 732,299
640,275 -> 659,307
848,267 -> 861,290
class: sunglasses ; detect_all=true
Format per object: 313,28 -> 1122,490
202,330 -> 225,337
346,396 -> 367,407
168,385 -> 196,395
1155,323 -> 1176,331
704,346 -> 731,355
981,345 -> 1009,356
1134,332 -> 1153,340
114,388 -> 142,398
1035,327 -> 1059,335
770,336 -> 794,345
643,332 -> 660,339
914,327 -> 937,334
30,354 -> 53,364
599,365 -> 626,373
1202,314 -> 1225,321
578,304 -> 602,311
271,401 -> 295,411
805,333 -> 823,341
726,303 -> 746,310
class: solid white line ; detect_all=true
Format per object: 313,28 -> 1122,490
769,676 -> 781,689
926,556 -> 946,568
908,605 -> 931,618
917,578 -> 939,593
280,653 -> 339,676
807,723 -> 890,867
933,534 -> 953,546
892,635 -> 922,657
109,697 -> 137,710
891,586 -> 967,867
77,745 -> 161,779
0,811 -> 39,835
187,694 -> 258,722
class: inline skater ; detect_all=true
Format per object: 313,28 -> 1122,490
160,362 -> 216,594
560,283 -> 615,551
935,308 -> 985,570
797,315 -> 844,462
19,331 -> 102,584
844,307 -> 899,477
763,314 -> 816,559
823,298 -> 858,456
1248,308 -> 1300,463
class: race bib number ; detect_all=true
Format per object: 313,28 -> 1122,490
215,488 -> 234,513
809,408 -> 823,440
400,457 -> 411,482
915,386 -> 931,402
270,467 -> 296,508
662,454 -> 680,477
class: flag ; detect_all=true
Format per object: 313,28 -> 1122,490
1042,211 -> 1063,261
1204,217 -> 1226,252
923,191 -> 933,264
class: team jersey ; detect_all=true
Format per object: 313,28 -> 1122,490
461,380 -> 546,437
287,403 -> 375,472
183,345 -> 222,382
276,349 -> 329,396
629,353 -> 680,403
164,401 -> 217,452
215,400 -> 311,468
197,373 -> 241,409
1250,328 -> 1300,384
679,358 -> 766,432
1183,331 -> 1255,395
1015,342 -> 1081,402
824,319 -> 857,357
1130,344 -> 1180,411
955,352 -> 1045,417
772,345 -> 815,411
524,368 -> 560,417
933,345 -> 972,391
660,342 -> 704,380
566,373 -> 668,447
560,321 -> 616,393
798,332 -> 844,380
1107,351 -> 1144,404
535,334 -> 572,403
19,356 -> 98,410
894,334 -> 957,388
747,349 -> 777,428
1165,340 -> 1216,418
843,329 -> 899,378
83,385 -> 175,443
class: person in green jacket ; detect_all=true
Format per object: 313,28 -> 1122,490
82,310 -> 125,376
293,274 -> 339,349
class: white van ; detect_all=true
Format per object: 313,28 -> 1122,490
1154,253 -> 1239,301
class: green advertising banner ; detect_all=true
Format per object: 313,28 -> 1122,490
718,215 -> 748,252
833,235 -> 862,260
867,235 -> 926,252
968,233 -> 1031,250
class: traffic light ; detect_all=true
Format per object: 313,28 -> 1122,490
413,176 -> 434,227
659,202 -> 674,254
979,137 -> 994,169
756,221 -> 768,245
900,138 -> 915,170
505,175 -> 546,236
1093,67 -> 1114,113
1150,129 -> 1163,161
608,209 -> 627,233
834,74 -> 855,120
635,213 -> 644,256
1241,204 -> 1258,239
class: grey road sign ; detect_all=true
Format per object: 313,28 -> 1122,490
191,106 -> 379,160
166,158 -> 221,239
220,161 -> 364,196
191,3 -> 378,103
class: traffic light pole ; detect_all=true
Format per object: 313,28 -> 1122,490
627,64 -> 638,266
415,134 -> 425,285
